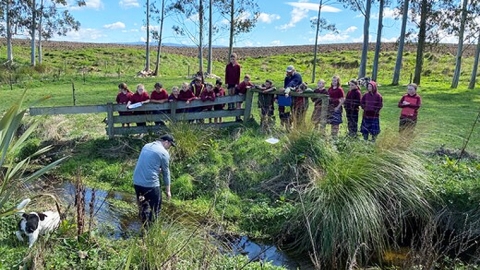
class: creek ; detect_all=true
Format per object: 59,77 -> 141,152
56,182 -> 310,269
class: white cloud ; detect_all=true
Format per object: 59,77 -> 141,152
119,0 -> 140,8
345,26 -> 357,33
381,36 -> 398,42
270,40 -> 282,46
70,0 -> 103,10
278,2 -> 309,30
279,1 -> 341,30
104,22 -> 126,30
258,13 -> 281,24
286,2 -> 341,13
371,7 -> 399,20
315,32 -> 350,43
53,28 -> 106,42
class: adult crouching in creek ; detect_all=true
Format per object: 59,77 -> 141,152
133,134 -> 176,227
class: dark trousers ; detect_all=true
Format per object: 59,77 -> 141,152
134,185 -> 162,226
346,109 -> 359,136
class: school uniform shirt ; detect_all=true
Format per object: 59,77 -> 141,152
213,87 -> 226,110
361,91 -> 383,119
178,89 -> 196,102
344,88 -> 362,111
225,63 -> 241,85
398,93 -> 422,120
192,84 -> 205,97
116,91 -> 132,104
327,87 -> 345,108
236,81 -> 253,95
130,91 -> 150,103
150,89 -> 169,101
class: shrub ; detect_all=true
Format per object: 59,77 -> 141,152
282,134 -> 434,268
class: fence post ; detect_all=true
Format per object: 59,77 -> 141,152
72,81 -> 76,106
107,103 -> 114,139
170,101 -> 177,123
319,95 -> 329,130
243,89 -> 254,121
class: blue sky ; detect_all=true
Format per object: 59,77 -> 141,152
53,0 -> 456,46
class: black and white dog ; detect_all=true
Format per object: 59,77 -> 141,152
16,203 -> 61,248
357,76 -> 371,87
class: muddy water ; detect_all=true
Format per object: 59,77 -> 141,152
57,182 -> 309,269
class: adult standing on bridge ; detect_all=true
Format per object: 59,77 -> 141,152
133,134 -> 176,227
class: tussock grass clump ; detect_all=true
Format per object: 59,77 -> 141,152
282,131 -> 435,268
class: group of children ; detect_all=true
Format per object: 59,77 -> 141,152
253,75 -> 422,141
115,79 -> 227,127
116,51 -> 422,140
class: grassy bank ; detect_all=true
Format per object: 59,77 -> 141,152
1,42 -> 480,268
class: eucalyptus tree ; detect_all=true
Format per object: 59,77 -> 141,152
214,0 -> 259,62
145,0 -> 151,72
311,0 -> 337,83
392,0 -> 410,85
371,0 -> 388,82
469,33 -> 480,89
0,0 -> 84,66
337,0 -> 373,78
168,0 -> 207,74
448,0 -> 479,88
150,0 -> 169,76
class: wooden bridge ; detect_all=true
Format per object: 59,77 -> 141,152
29,89 -> 328,139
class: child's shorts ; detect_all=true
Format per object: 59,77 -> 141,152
327,110 -> 343,125
361,118 -> 380,135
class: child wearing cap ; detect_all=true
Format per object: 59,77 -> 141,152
150,82 -> 169,126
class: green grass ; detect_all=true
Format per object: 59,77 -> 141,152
1,42 -> 480,268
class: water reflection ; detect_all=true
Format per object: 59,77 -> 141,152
56,182 -> 309,269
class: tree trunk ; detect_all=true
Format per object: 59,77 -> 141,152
145,0 -> 150,72
207,0 -> 213,74
153,0 -> 166,76
38,0 -> 44,64
198,0 -> 204,74
468,33 -> 480,89
358,0 -> 371,78
228,0 -> 234,62
30,0 -> 36,67
413,0 -> 428,85
311,0 -> 323,83
451,0 -> 469,89
372,0 -> 384,81
392,0 -> 410,85
6,0 -> 13,62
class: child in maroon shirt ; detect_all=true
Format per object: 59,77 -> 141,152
360,81 -> 383,141
344,79 -> 362,137
398,83 -> 422,133
116,82 -> 133,127
200,83 -> 216,123
235,74 -> 253,122
127,84 -> 150,126
327,75 -> 345,139
225,53 -> 241,110
150,82 -> 169,126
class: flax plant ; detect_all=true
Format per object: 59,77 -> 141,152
284,132 -> 435,268
0,90 -> 67,217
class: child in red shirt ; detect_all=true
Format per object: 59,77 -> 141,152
116,82 -> 133,127
311,79 -> 328,130
235,74 -> 253,122
398,83 -> 421,133
327,75 -> 345,139
200,83 -> 216,123
127,84 -> 150,126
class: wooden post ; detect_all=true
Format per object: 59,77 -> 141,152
319,95 -> 329,130
170,101 -> 177,123
243,89 -> 254,121
72,81 -> 76,106
107,103 -> 114,139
